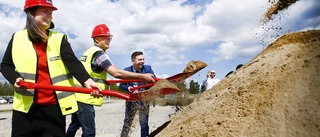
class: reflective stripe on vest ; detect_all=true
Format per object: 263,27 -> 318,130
74,46 -> 107,106
12,29 -> 78,115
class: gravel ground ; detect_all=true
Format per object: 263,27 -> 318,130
0,99 -> 176,137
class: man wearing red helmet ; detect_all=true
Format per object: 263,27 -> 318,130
0,0 -> 102,137
66,24 -> 156,137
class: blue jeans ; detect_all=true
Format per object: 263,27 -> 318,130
121,100 -> 149,137
66,102 -> 96,137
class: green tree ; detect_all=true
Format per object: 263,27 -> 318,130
0,81 -> 14,96
176,81 -> 187,92
189,80 -> 200,94
200,84 -> 206,93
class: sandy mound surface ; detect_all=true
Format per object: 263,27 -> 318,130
155,1 -> 320,136
183,60 -> 208,73
264,0 -> 299,20
134,79 -> 180,100
156,30 -> 320,137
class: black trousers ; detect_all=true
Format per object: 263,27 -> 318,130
12,103 -> 66,137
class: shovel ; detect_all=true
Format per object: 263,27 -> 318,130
106,69 -> 203,92
18,80 -> 179,101
18,80 -> 130,100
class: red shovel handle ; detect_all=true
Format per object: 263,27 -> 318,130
106,78 -> 161,84
18,80 -> 37,89
129,83 -> 156,92
18,80 -> 130,100
18,80 -> 93,92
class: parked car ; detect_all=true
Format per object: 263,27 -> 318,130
7,96 -> 13,104
1,96 -> 13,104
0,97 -> 8,104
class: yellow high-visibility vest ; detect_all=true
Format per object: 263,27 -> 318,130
75,46 -> 107,106
11,29 -> 78,115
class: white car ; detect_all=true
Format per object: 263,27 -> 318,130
0,97 -> 8,104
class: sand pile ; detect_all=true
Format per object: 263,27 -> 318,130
156,29 -> 320,137
154,1 -> 320,135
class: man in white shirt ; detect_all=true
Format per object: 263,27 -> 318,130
203,70 -> 220,90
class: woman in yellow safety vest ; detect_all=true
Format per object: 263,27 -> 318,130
0,0 -> 102,137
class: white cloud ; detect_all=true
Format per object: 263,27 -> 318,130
0,0 -> 318,82
208,42 -> 239,61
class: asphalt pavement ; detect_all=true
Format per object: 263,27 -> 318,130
0,103 -> 13,111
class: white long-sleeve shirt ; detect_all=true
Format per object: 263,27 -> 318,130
204,77 -> 220,90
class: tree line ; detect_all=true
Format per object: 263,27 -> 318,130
0,81 -> 15,96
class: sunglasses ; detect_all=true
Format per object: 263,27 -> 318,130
106,36 -> 113,40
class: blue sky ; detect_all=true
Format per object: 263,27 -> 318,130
0,0 -> 319,85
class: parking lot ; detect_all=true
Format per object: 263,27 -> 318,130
0,96 -> 13,104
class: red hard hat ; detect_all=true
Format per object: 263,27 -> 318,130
91,24 -> 113,38
24,0 -> 58,12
